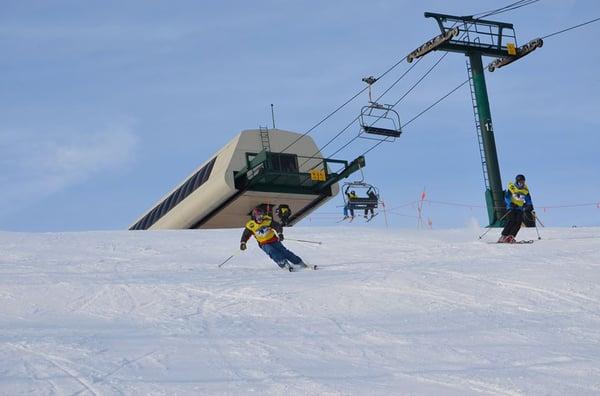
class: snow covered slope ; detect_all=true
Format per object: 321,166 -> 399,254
1,227 -> 599,395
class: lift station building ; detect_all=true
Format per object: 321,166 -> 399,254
129,128 -> 364,230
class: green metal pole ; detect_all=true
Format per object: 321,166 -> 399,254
468,53 -> 505,227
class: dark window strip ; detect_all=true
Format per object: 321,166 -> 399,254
190,168 -> 205,191
172,182 -> 187,208
181,175 -> 196,199
131,157 -> 217,230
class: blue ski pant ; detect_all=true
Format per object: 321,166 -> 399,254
260,241 -> 302,268
343,204 -> 354,217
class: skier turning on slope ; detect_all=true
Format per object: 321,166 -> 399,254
240,207 -> 309,271
499,174 -> 534,243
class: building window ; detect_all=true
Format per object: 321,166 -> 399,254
270,153 -> 298,173
130,157 -> 217,230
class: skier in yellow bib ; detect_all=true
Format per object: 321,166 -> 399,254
499,174 -> 534,243
240,207 -> 308,271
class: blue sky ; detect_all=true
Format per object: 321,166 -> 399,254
1,0 -> 598,231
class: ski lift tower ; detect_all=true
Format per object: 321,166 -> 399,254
409,12 -> 542,227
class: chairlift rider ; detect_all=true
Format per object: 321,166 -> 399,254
363,188 -> 378,220
343,187 -> 358,219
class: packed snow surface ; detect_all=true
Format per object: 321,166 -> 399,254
1,226 -> 600,395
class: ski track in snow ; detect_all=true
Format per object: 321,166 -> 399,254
1,227 -> 600,395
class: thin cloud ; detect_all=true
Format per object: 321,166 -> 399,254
0,122 -> 138,218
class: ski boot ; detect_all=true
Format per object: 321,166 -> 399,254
277,261 -> 294,271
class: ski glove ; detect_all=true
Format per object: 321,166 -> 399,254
240,242 -> 246,251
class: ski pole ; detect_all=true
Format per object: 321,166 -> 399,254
533,213 -> 542,240
285,238 -> 322,245
534,222 -> 542,240
218,253 -> 237,268
535,214 -> 545,228
478,209 -> 511,239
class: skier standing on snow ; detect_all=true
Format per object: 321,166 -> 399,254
499,174 -> 533,243
240,207 -> 308,270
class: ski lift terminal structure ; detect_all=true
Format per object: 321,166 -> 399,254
129,129 -> 365,230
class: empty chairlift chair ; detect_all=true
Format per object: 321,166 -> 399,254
359,102 -> 402,139
359,76 -> 402,140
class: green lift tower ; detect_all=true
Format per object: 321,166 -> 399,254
407,12 -> 542,227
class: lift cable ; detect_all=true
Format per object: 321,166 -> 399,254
298,57 -> 424,168
402,79 -> 469,129
473,0 -> 541,20
360,78 -> 470,158
320,57 -> 424,154
324,52 -> 450,161
321,21 -> 491,162
324,3 -> 551,163
281,0 -> 543,158
357,15 -> 600,164
391,52 -> 449,108
541,16 -> 600,39
279,55 -> 414,155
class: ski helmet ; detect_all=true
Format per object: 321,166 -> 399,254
515,174 -> 526,182
251,207 -> 265,221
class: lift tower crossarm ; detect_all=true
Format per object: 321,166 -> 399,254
424,12 -> 517,58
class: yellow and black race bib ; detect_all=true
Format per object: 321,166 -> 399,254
245,216 -> 277,243
508,182 -> 529,207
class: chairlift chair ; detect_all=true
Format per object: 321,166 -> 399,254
359,75 -> 402,140
342,181 -> 380,211
359,102 -> 402,139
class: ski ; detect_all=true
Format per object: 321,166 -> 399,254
487,239 -> 534,245
365,213 -> 379,222
286,263 -> 318,272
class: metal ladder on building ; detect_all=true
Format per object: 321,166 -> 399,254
466,58 -> 490,190
259,126 -> 271,152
